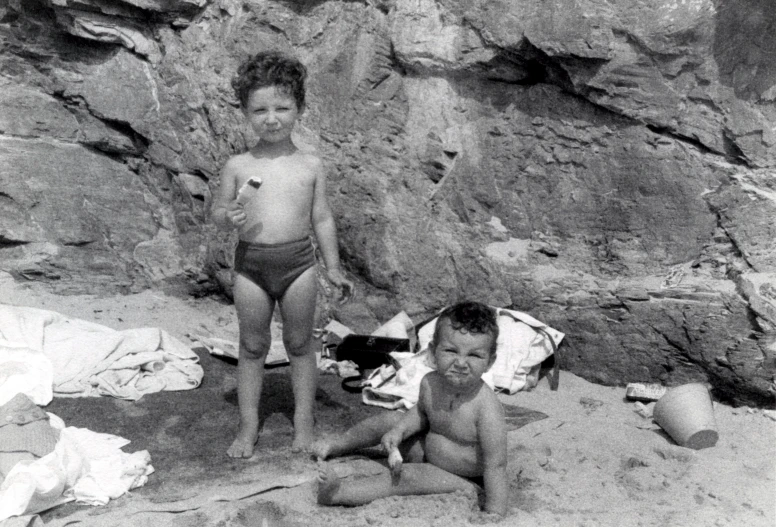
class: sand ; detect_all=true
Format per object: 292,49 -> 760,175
1,271 -> 774,527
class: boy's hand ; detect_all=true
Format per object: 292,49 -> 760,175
226,200 -> 248,228
387,447 -> 403,478
380,429 -> 403,456
326,268 -> 354,303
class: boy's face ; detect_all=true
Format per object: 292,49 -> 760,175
244,86 -> 303,143
431,321 -> 496,392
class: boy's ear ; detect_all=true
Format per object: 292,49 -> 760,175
487,352 -> 497,369
487,341 -> 498,368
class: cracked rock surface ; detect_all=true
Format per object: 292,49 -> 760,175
1,0 -> 774,405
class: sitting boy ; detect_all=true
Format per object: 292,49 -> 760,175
313,301 -> 508,517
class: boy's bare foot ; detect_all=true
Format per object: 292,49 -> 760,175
316,463 -> 342,505
291,428 -> 314,453
310,437 -> 335,460
291,414 -> 315,453
227,428 -> 259,458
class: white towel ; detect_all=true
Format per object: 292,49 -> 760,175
0,304 -> 203,404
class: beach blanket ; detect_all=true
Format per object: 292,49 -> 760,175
0,304 -> 203,406
362,307 -> 564,410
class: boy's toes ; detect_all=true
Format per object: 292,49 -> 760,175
290,442 -> 305,454
316,461 -> 330,482
316,463 -> 341,504
310,439 -> 331,460
227,436 -> 258,458
291,432 -> 314,454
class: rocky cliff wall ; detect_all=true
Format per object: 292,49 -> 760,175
1,0 -> 773,405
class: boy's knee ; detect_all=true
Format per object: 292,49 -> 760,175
283,334 -> 312,357
240,335 -> 271,359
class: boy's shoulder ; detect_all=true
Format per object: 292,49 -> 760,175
418,371 -> 442,401
476,382 -> 502,408
421,370 -> 443,387
293,149 -> 324,169
223,151 -> 255,170
475,384 -> 506,425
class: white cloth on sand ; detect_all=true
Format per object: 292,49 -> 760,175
362,307 -> 564,410
188,319 -> 289,367
0,304 -> 203,406
0,412 -> 153,521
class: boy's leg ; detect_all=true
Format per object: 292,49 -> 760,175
278,266 -> 319,452
318,462 -> 476,506
228,274 -> 274,458
312,411 -> 405,460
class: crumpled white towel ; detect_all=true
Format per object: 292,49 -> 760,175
0,346 -> 53,407
0,304 -> 203,405
362,350 -> 437,410
0,413 -> 154,521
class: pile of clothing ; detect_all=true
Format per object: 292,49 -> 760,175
0,304 -> 204,523
0,393 -> 154,522
322,307 -> 565,410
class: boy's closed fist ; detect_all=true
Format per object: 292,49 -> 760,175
380,429 -> 402,456
387,447 -> 403,478
326,268 -> 354,303
226,201 -> 248,227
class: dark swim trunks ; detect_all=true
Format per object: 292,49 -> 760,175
234,237 -> 317,300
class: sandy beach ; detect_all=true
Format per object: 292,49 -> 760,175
2,272 -> 774,527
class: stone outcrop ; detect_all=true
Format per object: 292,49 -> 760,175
0,0 -> 773,405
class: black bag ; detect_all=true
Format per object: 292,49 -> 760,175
334,335 -> 410,370
334,335 -> 410,393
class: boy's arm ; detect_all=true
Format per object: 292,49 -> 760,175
310,158 -> 354,301
381,376 -> 431,452
210,159 -> 241,230
478,396 -> 508,516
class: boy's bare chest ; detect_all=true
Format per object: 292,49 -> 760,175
238,163 -> 314,200
237,157 -> 312,184
260,173 -> 314,197
427,398 -> 479,443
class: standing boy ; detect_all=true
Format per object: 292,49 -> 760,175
313,301 -> 508,517
212,51 -> 353,458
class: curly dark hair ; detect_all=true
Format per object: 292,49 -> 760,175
232,50 -> 307,110
431,301 -> 499,356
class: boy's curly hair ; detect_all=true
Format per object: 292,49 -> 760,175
432,301 -> 499,356
232,50 -> 307,110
